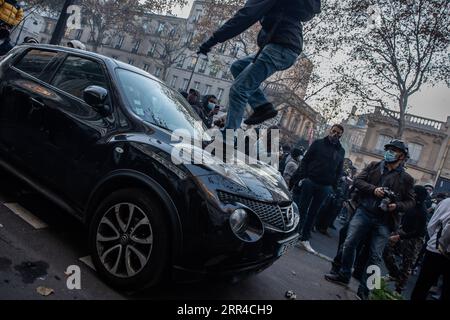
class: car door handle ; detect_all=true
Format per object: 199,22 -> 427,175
30,97 -> 45,108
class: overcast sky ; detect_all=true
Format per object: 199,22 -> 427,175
173,1 -> 449,123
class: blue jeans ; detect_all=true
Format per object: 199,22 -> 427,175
293,178 -> 332,241
225,44 -> 299,129
339,208 -> 390,294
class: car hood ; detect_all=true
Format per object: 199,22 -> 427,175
175,143 -> 292,203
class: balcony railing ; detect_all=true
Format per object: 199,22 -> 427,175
374,107 -> 446,132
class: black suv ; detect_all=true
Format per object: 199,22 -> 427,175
0,45 -> 299,290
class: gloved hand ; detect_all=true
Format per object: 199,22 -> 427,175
197,36 -> 218,56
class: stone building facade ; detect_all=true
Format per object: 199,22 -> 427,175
342,107 -> 450,191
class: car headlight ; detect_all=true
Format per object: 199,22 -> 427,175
229,208 -> 264,242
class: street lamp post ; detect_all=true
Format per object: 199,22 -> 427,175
186,54 -> 200,92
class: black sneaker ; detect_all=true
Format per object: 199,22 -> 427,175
244,103 -> 278,125
329,266 -> 340,276
324,273 -> 350,287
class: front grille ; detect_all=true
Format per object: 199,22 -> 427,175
218,191 -> 293,231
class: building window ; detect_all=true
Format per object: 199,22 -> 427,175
143,63 -> 151,72
193,81 -> 200,90
222,70 -> 232,81
193,9 -> 202,22
181,78 -> 189,91
187,56 -> 197,70
170,75 -> 178,88
204,85 -> 212,95
229,44 -> 239,57
218,43 -> 227,54
217,88 -> 224,101
375,134 -> 393,153
154,67 -> 162,78
128,58 -> 135,66
177,54 -> 186,68
147,42 -> 157,57
156,22 -> 165,35
185,32 -> 194,44
198,58 -> 207,73
169,27 -> 177,38
75,29 -> 83,40
408,143 -> 423,163
115,36 -> 125,49
132,39 -> 141,54
210,65 -> 220,77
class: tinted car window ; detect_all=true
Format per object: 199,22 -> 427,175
116,68 -> 208,139
51,56 -> 108,100
14,49 -> 57,78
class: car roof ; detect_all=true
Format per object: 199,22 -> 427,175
18,44 -> 161,82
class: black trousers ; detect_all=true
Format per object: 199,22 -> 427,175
411,250 -> 450,300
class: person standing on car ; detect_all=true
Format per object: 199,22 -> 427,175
411,197 -> 450,300
290,124 -> 345,254
197,0 -> 321,132
282,147 -> 303,186
325,140 -> 415,300
383,185 -> 428,294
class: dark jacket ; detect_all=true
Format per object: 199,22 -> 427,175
211,0 -> 313,54
290,137 -> 345,189
0,37 -> 13,56
398,204 -> 427,240
354,161 -> 415,230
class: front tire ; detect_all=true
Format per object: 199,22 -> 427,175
89,188 -> 169,290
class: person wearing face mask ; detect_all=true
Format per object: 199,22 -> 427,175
0,24 -> 12,56
192,95 -> 220,128
325,139 -> 415,300
289,124 -> 345,254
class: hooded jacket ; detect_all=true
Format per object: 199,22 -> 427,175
210,0 -> 317,55
0,0 -> 23,26
427,198 -> 450,256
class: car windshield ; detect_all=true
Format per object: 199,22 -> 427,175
116,68 -> 208,140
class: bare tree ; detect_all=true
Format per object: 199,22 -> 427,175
150,22 -> 191,81
77,0 -> 187,53
330,0 -> 449,138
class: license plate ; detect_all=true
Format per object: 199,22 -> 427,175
277,237 -> 298,257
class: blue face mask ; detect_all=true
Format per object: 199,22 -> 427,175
207,102 -> 216,110
384,150 -> 398,163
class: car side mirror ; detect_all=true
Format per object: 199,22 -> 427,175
83,85 -> 111,116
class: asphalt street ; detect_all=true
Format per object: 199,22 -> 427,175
1,167 -> 421,300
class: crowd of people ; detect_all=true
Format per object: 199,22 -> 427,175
276,126 -> 449,300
